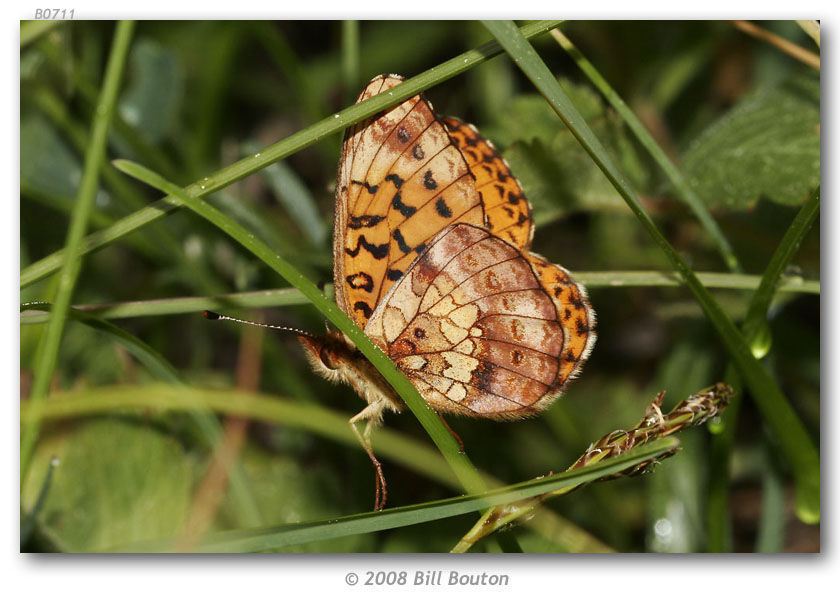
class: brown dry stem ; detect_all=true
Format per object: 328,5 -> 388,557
452,382 -> 733,553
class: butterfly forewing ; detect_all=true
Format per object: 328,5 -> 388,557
335,75 -> 484,328
443,116 -> 534,251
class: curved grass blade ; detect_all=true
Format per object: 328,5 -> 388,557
22,21 -> 135,480
741,187 -> 820,359
707,186 -> 821,546
22,302 -> 181,383
23,384 -> 614,553
20,20 -> 563,290
20,20 -> 63,47
483,19 -> 819,523
112,159 -> 488,498
551,28 -> 741,273
20,456 -> 60,546
20,302 -> 263,528
106,439 -> 676,552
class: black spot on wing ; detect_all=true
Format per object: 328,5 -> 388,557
345,235 -> 389,259
386,269 -> 403,281
384,173 -> 404,189
351,180 -> 378,195
392,192 -> 416,217
348,215 -> 385,229
423,170 -> 438,190
353,301 -> 373,318
346,272 -> 374,292
393,229 -> 412,254
435,197 -> 452,218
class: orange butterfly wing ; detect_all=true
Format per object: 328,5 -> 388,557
443,116 -> 533,251
313,74 -> 595,420
365,223 -> 595,418
334,75 -> 484,328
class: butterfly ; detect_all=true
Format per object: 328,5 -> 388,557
299,74 -> 596,509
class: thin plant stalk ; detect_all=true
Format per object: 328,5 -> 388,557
707,187 -> 820,548
19,271 -> 819,325
732,20 -> 820,70
21,21 -> 136,480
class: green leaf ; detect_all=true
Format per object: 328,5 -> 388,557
682,71 -> 820,209
481,81 -> 604,148
20,114 -> 84,200
485,79 -> 647,222
118,38 -> 184,144
21,419 -> 194,552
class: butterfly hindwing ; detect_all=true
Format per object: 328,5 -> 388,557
365,223 -> 582,419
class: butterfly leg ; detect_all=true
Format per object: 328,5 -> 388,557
436,412 -> 465,454
349,400 -> 389,511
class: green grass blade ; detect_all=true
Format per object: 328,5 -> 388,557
20,20 -> 63,47
707,186 -> 820,547
112,159 -> 488,496
22,302 -> 181,383
741,187 -> 820,358
20,270 -> 818,325
551,29 -> 741,272
23,384 -> 459,489
20,456 -> 59,545
755,438 -> 787,552
21,21 -> 136,480
796,20 -> 820,48
106,439 -> 676,552
20,20 -> 562,290
20,287 -> 322,323
341,20 -> 360,104
483,19 -> 819,522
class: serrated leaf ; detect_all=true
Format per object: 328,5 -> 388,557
504,113 -> 644,223
482,78 -> 604,147
682,72 -> 820,209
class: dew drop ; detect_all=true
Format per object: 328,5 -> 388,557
654,518 -> 673,540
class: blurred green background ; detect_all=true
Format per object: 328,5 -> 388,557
20,20 -> 819,553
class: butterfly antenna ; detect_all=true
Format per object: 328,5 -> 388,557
203,310 -> 317,339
